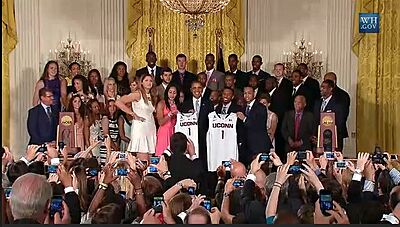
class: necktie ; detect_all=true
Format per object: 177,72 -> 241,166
46,107 -> 52,120
321,99 -> 328,112
245,105 -> 251,116
292,87 -> 296,96
151,69 -> 155,77
180,73 -> 184,84
206,71 -> 211,85
195,99 -> 200,118
294,113 -> 301,141
222,106 -> 227,114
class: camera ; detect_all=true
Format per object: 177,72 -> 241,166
319,190 -> 333,216
148,166 -> 158,173
222,161 -> 231,171
202,199 -> 212,212
48,165 -> 58,174
371,146 -> 388,165
49,195 -> 63,218
118,152 -> 126,159
334,161 -> 347,169
115,168 -> 129,176
233,179 -> 245,187
4,187 -> 12,199
187,186 -> 196,195
153,196 -> 164,213
37,144 -> 47,153
259,153 -> 270,162
288,164 -> 304,174
97,135 -> 106,142
150,156 -> 160,165
296,151 -> 307,161
324,152 -> 335,160
58,141 -> 65,151
87,168 -> 98,177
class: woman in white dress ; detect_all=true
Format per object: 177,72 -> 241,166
115,74 -> 157,161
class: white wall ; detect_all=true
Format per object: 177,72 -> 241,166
244,0 -> 357,157
10,0 -> 129,158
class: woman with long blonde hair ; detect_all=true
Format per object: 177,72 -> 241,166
115,74 -> 157,161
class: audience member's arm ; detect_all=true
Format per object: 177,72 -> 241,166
347,153 -> 369,203
127,169 -> 147,217
300,163 -> 324,193
385,158 -> 400,185
163,179 -> 196,203
221,178 -> 235,224
266,164 -> 290,218
57,164 -> 81,224
215,165 -> 226,209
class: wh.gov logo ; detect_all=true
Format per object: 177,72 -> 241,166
359,13 -> 379,33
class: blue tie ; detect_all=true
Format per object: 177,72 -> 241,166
245,105 -> 251,116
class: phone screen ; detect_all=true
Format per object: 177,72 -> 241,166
118,152 -> 126,159
202,200 -> 212,212
58,142 -> 65,151
116,168 -> 129,176
150,157 -> 160,165
222,161 -> 231,171
325,152 -> 335,159
288,165 -> 302,174
319,190 -> 333,216
259,153 -> 270,162
4,187 -> 12,199
148,166 -> 158,173
233,179 -> 244,187
48,165 -> 58,174
334,161 -> 347,169
187,186 -> 196,195
49,196 -> 63,218
296,151 -> 307,161
153,196 -> 164,213
87,168 -> 98,177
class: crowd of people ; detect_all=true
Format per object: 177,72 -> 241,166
2,52 -> 399,224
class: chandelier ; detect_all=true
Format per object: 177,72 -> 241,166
159,0 -> 231,33
48,33 -> 93,79
282,38 -> 324,79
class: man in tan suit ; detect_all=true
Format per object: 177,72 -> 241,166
156,67 -> 172,101
202,53 -> 225,91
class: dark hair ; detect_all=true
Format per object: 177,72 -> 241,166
164,84 -> 180,111
6,161 -> 29,184
322,79 -> 335,89
161,67 -> 172,74
67,94 -> 86,120
28,161 -> 46,175
258,93 -> 271,103
186,207 -> 212,224
292,69 -> 303,78
88,69 -> 104,95
40,60 -> 60,81
389,186 -> 400,210
320,178 -> 346,207
92,203 -> 123,224
223,87 -> 234,94
360,201 -> 385,224
86,99 -> 101,126
109,61 -> 129,93
243,86 -> 255,92
105,99 -> 117,120
205,53 -> 215,60
252,55 -> 262,61
274,210 -> 300,224
176,53 -> 187,61
170,132 -> 188,154
298,63 -> 308,69
228,54 -> 238,60
274,63 -> 285,70
68,62 -> 81,70
142,176 -> 164,209
71,74 -> 90,95
146,51 -> 157,58
225,72 -> 235,78
39,87 -> 53,99
191,80 -> 203,88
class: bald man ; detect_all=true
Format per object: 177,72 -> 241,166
281,95 -> 315,153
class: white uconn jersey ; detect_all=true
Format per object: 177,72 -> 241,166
175,112 -> 199,155
206,112 -> 238,171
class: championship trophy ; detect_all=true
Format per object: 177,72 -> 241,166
317,112 -> 337,155
57,112 -> 76,153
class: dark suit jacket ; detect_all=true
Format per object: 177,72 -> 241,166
242,101 -> 272,156
165,153 -> 205,189
27,104 -> 59,145
313,96 -> 346,141
247,70 -> 271,92
179,97 -> 214,170
135,66 -> 163,86
291,83 -> 313,112
215,102 -> 244,145
226,69 -> 248,91
303,76 -> 320,111
333,86 -> 350,138
65,191 -> 81,224
204,69 -> 225,91
270,78 -> 293,120
171,70 -> 197,100
281,110 -> 315,152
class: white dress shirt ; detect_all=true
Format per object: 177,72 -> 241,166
192,96 -> 201,115
269,87 -> 277,97
147,66 -> 157,75
321,95 -> 333,111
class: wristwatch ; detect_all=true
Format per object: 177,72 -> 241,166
162,171 -> 171,177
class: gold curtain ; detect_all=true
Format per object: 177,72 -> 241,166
352,0 -> 400,154
2,0 -> 17,146
126,0 -> 244,74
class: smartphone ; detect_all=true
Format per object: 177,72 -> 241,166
48,165 -> 58,174
148,166 -> 158,173
87,168 -> 98,177
97,135 -> 105,142
325,152 -> 335,160
259,153 -> 270,162
4,187 -> 12,199
391,154 -> 398,160
119,191 -> 127,199
233,179 -> 245,188
115,168 -> 129,176
153,196 -> 164,213
288,165 -> 303,174
222,161 -> 231,171
118,152 -> 126,160
37,144 -> 47,153
58,141 -> 65,151
150,156 -> 160,165
334,161 -> 347,169
49,195 -> 63,218
140,160 -> 148,166
202,199 -> 212,212
187,186 -> 196,195
319,189 -> 333,216
296,151 -> 307,161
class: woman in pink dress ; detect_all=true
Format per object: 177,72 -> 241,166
155,84 -> 180,156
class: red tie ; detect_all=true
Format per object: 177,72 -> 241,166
294,112 -> 301,141
180,73 -> 184,84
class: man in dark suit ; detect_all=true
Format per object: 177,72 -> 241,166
324,72 -> 350,140
203,53 -> 225,91
237,87 -> 272,165
171,54 -> 197,100
281,95 -> 315,153
291,70 -> 312,111
215,87 -> 245,147
27,88 -> 59,145
226,54 -> 248,91
298,63 -> 320,111
247,55 -> 271,91
135,51 -> 163,85
180,81 -> 214,171
197,72 -> 212,101
313,80 -> 347,151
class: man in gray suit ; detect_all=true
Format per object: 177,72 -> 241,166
203,53 -> 225,91
155,67 -> 172,101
